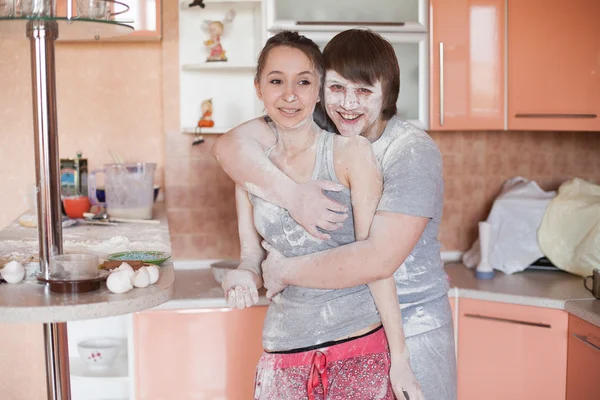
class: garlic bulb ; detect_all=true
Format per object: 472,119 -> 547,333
145,265 -> 160,284
131,267 -> 150,288
116,262 -> 135,280
106,270 -> 133,294
1,261 -> 25,284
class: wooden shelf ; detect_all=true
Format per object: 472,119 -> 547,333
181,63 -> 255,71
182,127 -> 232,135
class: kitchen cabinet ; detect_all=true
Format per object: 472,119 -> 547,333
133,306 -> 267,400
429,0 -> 506,131
265,0 -> 428,33
56,0 -> 162,41
457,298 -> 568,400
566,315 -> 600,400
507,0 -> 600,131
301,30 -> 429,129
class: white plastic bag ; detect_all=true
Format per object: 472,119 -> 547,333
463,177 -> 556,274
538,178 -> 600,277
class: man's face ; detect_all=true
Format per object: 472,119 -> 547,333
323,70 -> 384,139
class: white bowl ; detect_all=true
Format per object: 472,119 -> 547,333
77,337 -> 123,370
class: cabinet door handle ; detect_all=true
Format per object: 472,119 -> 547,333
296,21 -> 406,26
572,333 -> 600,353
439,42 -> 444,126
464,313 -> 551,328
514,113 -> 597,119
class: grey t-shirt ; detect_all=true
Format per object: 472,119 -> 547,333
250,129 -> 380,352
372,116 -> 451,337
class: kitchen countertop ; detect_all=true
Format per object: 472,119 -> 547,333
444,263 -> 593,308
155,261 -> 600,327
0,203 -> 174,323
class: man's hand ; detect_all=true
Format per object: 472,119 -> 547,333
222,269 -> 260,310
261,241 -> 289,298
287,181 -> 349,240
389,356 -> 424,400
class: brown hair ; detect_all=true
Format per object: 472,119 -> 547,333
254,30 -> 324,85
323,29 -> 400,120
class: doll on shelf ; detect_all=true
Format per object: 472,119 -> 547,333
197,99 -> 215,128
204,21 -> 227,62
202,9 -> 236,62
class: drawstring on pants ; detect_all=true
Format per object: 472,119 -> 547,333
307,351 -> 328,400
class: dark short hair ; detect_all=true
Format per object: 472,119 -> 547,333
255,30 -> 324,85
323,29 -> 400,120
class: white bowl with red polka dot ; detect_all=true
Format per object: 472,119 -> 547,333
77,337 -> 123,370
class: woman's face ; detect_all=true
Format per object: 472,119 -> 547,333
324,70 -> 384,139
255,46 -> 320,130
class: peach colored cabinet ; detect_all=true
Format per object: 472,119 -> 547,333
457,298 -> 568,400
430,0 -> 506,130
566,315 -> 600,400
507,0 -> 600,131
133,306 -> 267,400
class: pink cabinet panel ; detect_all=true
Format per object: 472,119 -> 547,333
457,298 -> 568,400
430,0 -> 506,130
133,306 -> 268,400
566,315 -> 600,400
508,0 -> 600,131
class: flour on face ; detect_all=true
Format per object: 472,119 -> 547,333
324,71 -> 384,139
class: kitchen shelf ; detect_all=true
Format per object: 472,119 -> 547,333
0,17 -> 133,40
182,63 -> 256,71
182,126 -> 232,134
180,0 -> 261,10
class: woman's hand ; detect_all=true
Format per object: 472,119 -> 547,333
260,241 -> 290,298
288,181 -> 349,240
389,355 -> 424,400
222,269 -> 260,309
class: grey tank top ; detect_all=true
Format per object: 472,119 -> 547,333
250,121 -> 380,351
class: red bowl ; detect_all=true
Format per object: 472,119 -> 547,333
63,196 -> 91,219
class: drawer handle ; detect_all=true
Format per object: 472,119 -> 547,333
439,42 -> 444,126
514,113 -> 597,119
572,333 -> 600,353
464,313 -> 551,328
296,21 -> 406,27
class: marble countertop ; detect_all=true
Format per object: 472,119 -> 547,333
0,203 -> 174,323
444,263 -> 594,308
156,261 -> 600,327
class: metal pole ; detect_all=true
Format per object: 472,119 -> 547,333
43,323 -> 71,400
27,19 -> 71,400
28,19 -> 63,279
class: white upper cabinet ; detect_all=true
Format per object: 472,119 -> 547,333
265,0 -> 428,32
301,31 -> 429,130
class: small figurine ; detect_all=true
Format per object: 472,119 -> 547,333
188,0 -> 205,8
202,9 -> 236,62
197,99 -> 215,128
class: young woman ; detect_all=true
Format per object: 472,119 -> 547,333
213,29 -> 456,400
219,31 -> 418,399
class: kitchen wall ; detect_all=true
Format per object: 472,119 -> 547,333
1,1 -> 598,260
0,35 -> 164,229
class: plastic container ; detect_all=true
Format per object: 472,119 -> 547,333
88,163 -> 156,219
50,254 -> 99,280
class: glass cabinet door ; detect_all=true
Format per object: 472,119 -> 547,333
55,0 -> 162,41
266,0 -> 428,32
300,31 -> 429,129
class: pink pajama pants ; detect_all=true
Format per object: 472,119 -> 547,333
254,326 -> 396,400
